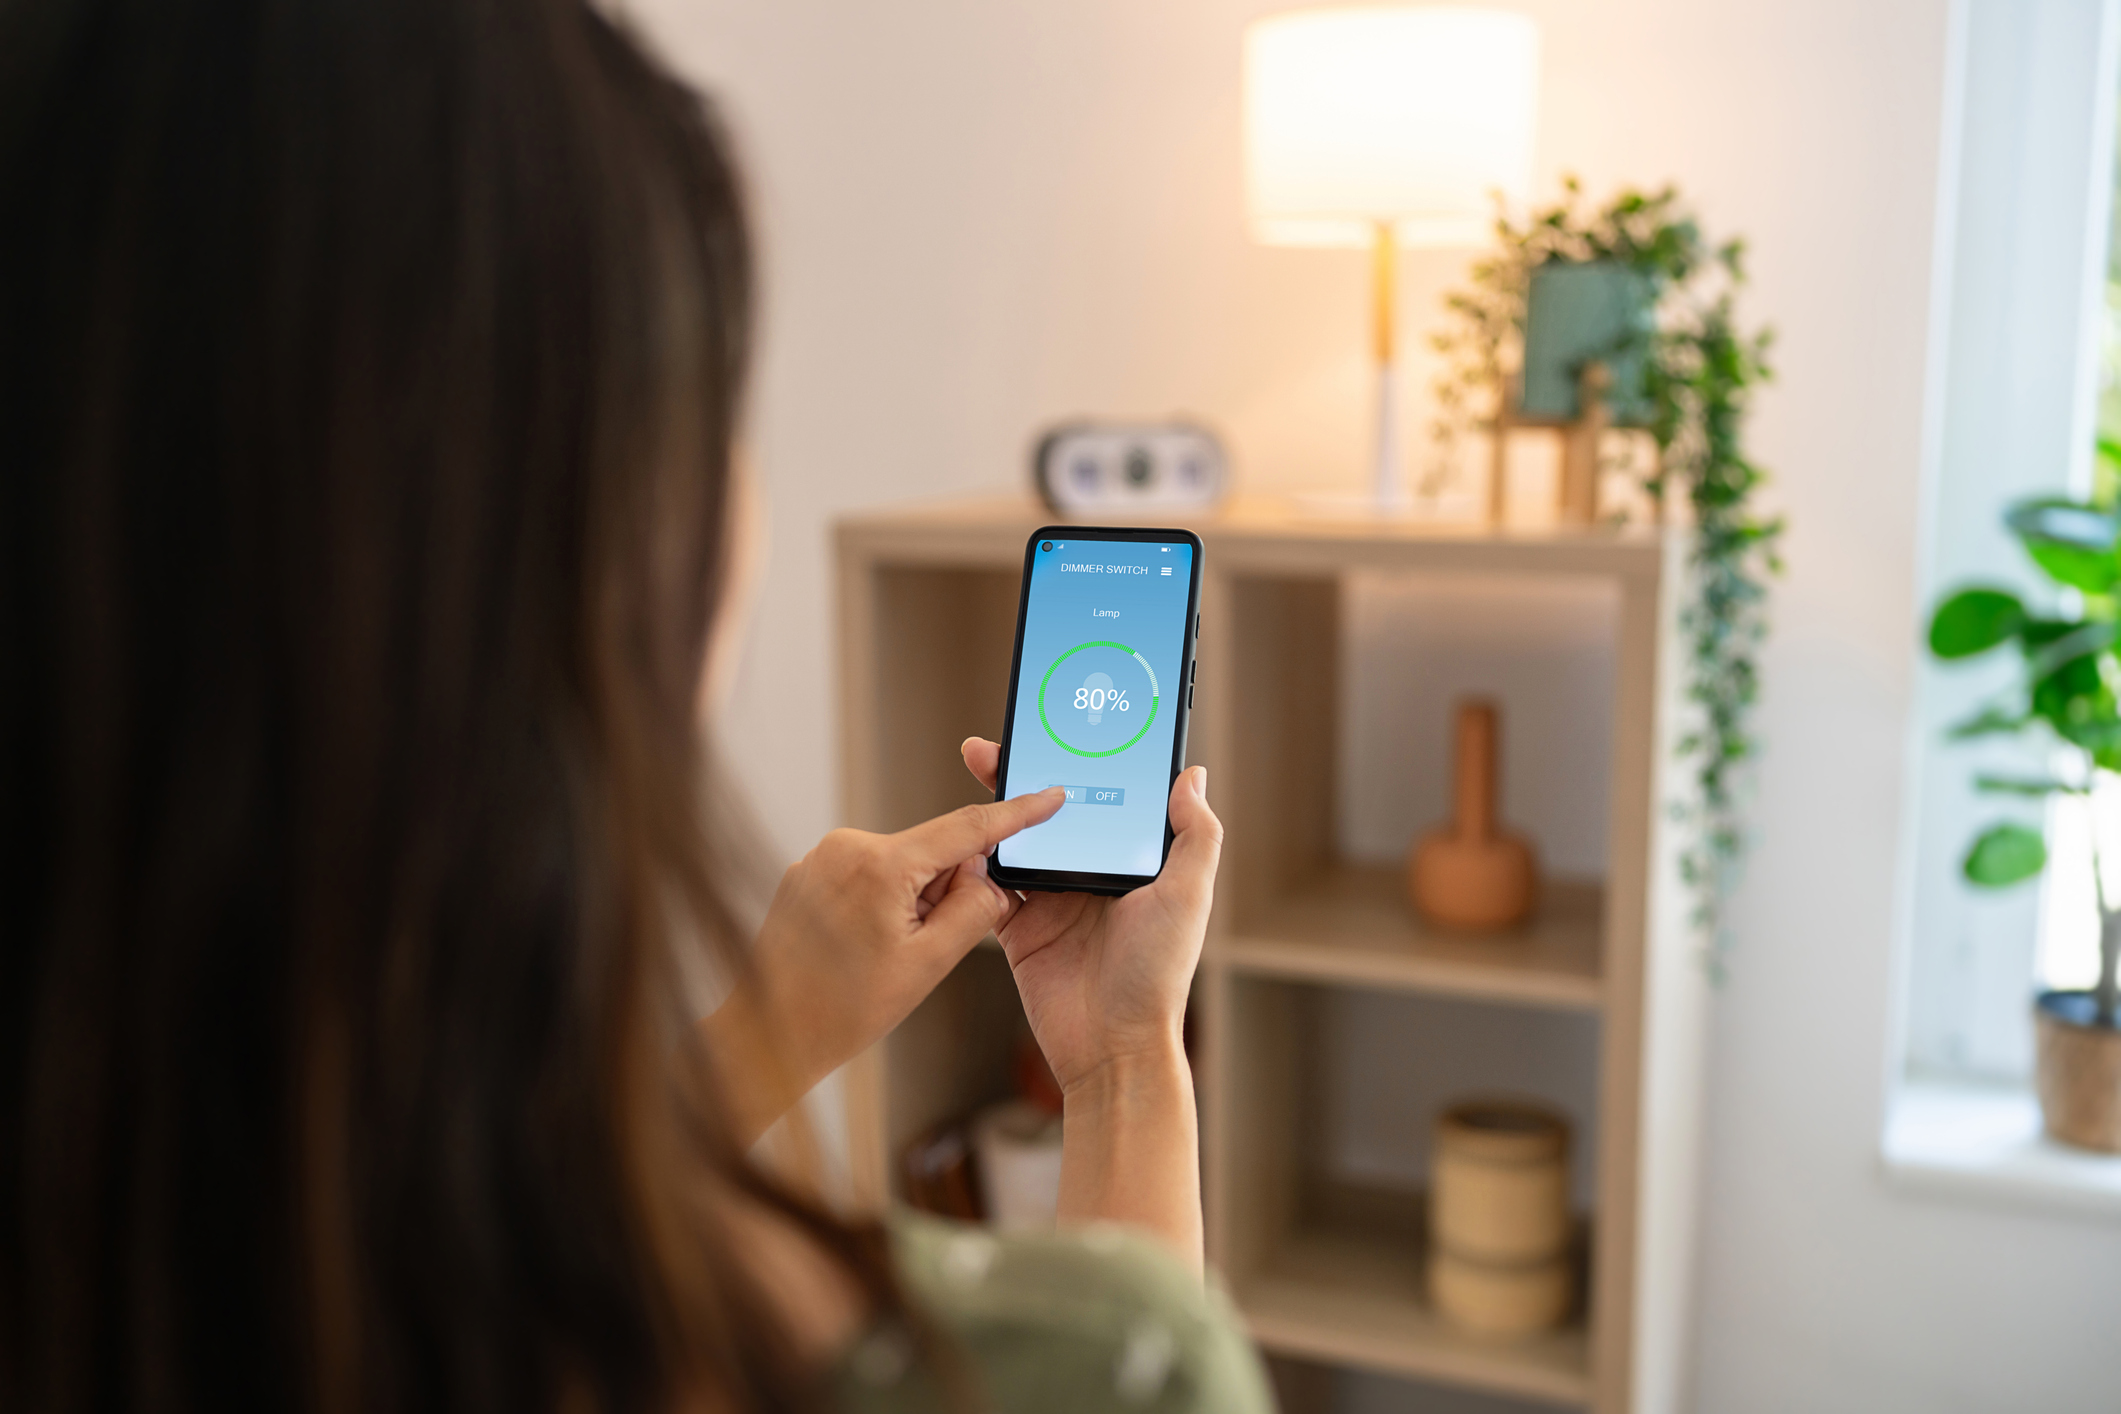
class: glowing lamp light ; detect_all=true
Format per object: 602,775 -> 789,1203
1244,6 -> 1541,508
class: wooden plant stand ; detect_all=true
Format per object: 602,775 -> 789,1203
1492,362 -> 1621,528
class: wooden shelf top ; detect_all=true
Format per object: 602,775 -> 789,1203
837,495 -> 1668,580
1239,1221 -> 1591,1406
1220,867 -> 1605,1012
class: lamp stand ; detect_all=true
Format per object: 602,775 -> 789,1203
1371,221 -> 1410,512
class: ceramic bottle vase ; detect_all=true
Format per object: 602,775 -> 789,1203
1408,699 -> 1538,930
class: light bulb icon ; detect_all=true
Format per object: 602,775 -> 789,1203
1083,671 -> 1114,724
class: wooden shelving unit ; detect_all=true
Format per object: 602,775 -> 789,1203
834,496 -> 1704,1414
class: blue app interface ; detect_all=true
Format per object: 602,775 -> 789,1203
998,537 -> 1195,878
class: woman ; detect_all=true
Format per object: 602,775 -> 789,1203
0,0 -> 1268,1410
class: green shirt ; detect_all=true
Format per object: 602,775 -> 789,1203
834,1212 -> 1273,1414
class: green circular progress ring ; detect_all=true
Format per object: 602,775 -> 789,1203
1038,640 -> 1160,758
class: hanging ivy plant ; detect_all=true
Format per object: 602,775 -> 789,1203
1430,179 -> 1782,970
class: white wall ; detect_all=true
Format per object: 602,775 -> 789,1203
628,1 -> 2121,1408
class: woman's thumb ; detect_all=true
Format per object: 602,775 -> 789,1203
1162,767 -> 1221,884
919,854 -> 1016,949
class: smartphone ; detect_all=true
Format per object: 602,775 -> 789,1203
990,526 -> 1203,894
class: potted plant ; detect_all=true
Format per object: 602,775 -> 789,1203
1518,260 -> 1658,427
1928,490 -> 2121,1151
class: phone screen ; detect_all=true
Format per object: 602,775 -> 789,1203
997,533 -> 1198,881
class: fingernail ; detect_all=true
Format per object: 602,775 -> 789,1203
1041,786 -> 1066,800
1194,766 -> 1209,800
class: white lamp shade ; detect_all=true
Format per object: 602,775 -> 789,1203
1245,6 -> 1540,248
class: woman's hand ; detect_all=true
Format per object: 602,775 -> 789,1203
959,738 -> 1221,1097
961,737 -> 1222,1272
704,789 -> 1064,1145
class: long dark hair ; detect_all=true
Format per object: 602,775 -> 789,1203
0,1 -> 892,1409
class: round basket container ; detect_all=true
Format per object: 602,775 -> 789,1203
1430,1248 -> 1573,1336
1429,1098 -> 1572,1334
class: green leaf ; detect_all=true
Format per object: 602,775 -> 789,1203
1946,704 -> 2029,739
2007,497 -> 2121,591
2032,675 -> 2113,738
2096,437 -> 2121,512
2022,619 -> 2118,681
1974,774 -> 2086,796
1928,587 -> 2025,659
2026,541 -> 2120,592
1963,822 -> 2048,887
2007,497 -> 2119,549
2018,619 -> 2117,737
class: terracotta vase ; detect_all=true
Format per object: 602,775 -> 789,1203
1408,700 -> 1538,931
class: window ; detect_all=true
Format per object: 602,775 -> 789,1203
1900,0 -> 2118,1084
2032,133 -> 2121,1002
1887,0 -> 2121,1215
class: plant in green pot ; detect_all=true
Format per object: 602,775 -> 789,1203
1928,492 -> 2121,1151
1432,181 -> 1780,967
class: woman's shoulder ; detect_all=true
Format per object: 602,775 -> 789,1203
832,1211 -> 1273,1413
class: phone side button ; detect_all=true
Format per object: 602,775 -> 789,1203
1187,685 -> 1195,708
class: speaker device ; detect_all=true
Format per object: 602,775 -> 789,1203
1031,420 -> 1228,514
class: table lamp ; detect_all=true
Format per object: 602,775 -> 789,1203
1245,5 -> 1539,512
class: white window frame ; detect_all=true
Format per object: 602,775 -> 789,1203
1898,0 -> 2120,1082
1888,0 -> 2121,1214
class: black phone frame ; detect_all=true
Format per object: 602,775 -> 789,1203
988,524 -> 1204,896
